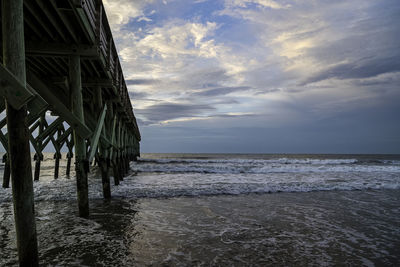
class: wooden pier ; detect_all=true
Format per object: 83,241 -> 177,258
0,0 -> 140,265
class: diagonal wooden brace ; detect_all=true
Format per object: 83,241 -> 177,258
88,104 -> 107,163
0,63 -> 35,110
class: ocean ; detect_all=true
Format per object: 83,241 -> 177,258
1,153 -> 400,266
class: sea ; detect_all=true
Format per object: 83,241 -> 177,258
1,153 -> 400,266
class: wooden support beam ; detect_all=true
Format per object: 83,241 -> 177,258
82,78 -> 113,88
94,86 -> 111,198
2,154 -> 11,188
70,2 -> 96,43
88,104 -> 107,163
107,37 -> 113,70
110,114 -> 117,159
29,119 -> 41,134
23,14 -> 44,39
70,54 -> 89,218
88,60 -> 101,78
95,3 -> 103,44
38,119 -> 61,163
121,126 -> 128,175
109,104 -> 120,186
25,42 -> 99,57
2,0 -> 39,265
34,115 -> 45,181
116,119 -> 123,181
36,117 -> 64,142
0,128 -> 8,151
82,110 -> 112,148
57,127 -> 73,145
33,156 -> 41,181
66,135 -> 74,177
53,127 -> 63,179
29,133 -> 41,157
26,70 -> 92,139
50,76 -> 69,92
0,63 -> 35,110
27,91 -> 48,118
35,0 -> 69,42
54,152 -> 61,179
50,1 -> 80,43
125,128 -> 130,172
0,154 -> 10,194
23,0 -> 56,39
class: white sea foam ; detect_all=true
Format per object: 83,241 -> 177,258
133,157 -> 400,174
0,155 -> 399,202
138,157 -> 360,165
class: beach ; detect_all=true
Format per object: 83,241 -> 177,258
1,153 -> 400,266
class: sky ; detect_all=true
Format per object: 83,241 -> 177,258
103,0 -> 400,154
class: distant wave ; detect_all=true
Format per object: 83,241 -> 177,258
0,156 -> 399,202
138,158 -> 361,165
133,157 -> 400,174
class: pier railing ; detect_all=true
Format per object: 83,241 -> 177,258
73,0 -> 140,139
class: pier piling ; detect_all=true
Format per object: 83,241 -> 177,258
69,55 -> 89,218
95,86 -> 111,199
33,153 -> 42,181
2,0 -> 39,264
54,152 -> 61,179
66,151 -> 73,177
2,154 -> 11,188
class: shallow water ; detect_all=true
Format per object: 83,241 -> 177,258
1,153 -> 400,266
1,190 -> 399,266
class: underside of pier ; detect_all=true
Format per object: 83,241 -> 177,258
0,0 -> 141,265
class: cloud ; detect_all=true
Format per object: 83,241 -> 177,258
301,55 -> 400,85
126,79 -> 160,85
103,0 -> 148,32
119,20 -> 220,61
102,0 -> 400,152
135,102 -> 216,124
194,86 -> 252,97
128,91 -> 149,99
224,0 -> 289,10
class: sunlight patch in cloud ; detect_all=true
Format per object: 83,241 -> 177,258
103,0 -> 148,32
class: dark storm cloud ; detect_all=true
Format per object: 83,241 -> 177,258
301,55 -> 400,85
135,102 -> 215,123
194,86 -> 252,97
299,1 -> 400,86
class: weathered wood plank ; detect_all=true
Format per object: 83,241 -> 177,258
26,42 -> 99,57
26,70 -> 92,139
88,104 -> 107,163
36,117 -> 64,142
35,0 -> 69,42
0,63 -> 35,110
2,0 -> 39,264
70,54 -> 89,218
50,1 -> 80,43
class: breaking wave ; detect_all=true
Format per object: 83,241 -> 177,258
0,155 -> 399,202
